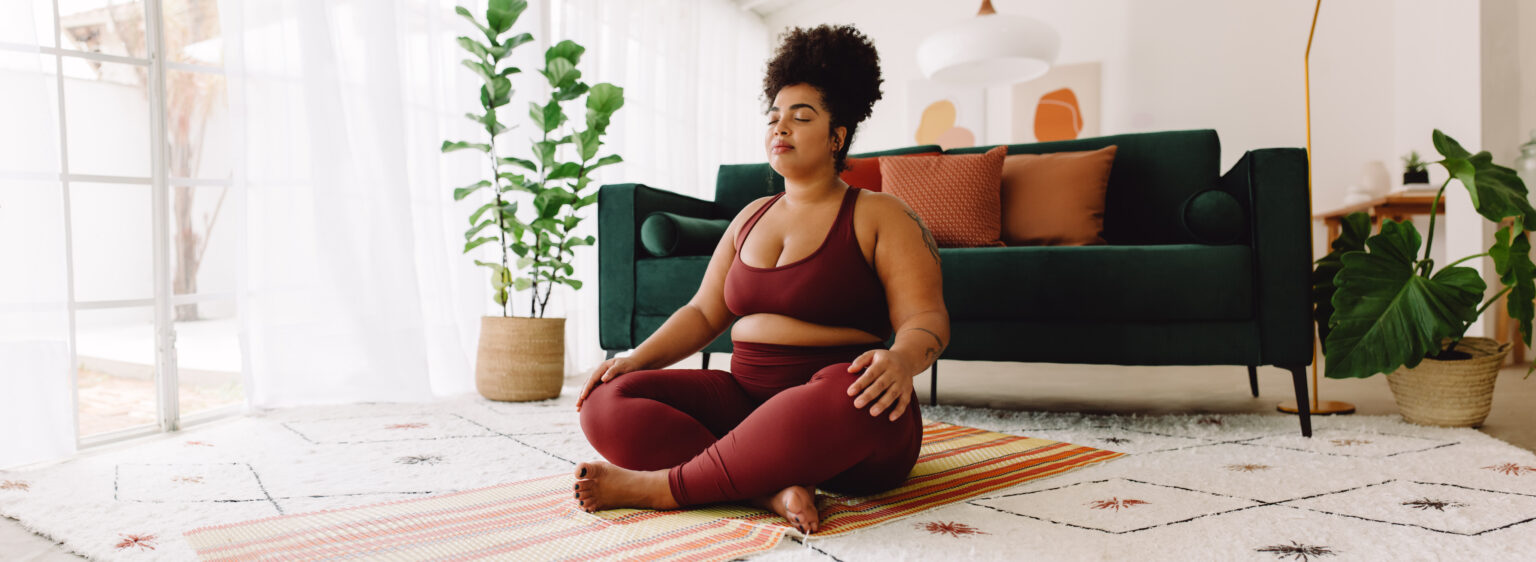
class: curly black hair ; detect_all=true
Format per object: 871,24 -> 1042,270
762,24 -> 884,174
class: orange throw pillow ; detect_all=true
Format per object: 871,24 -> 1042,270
840,151 -> 941,192
1000,146 -> 1118,246
881,146 -> 1007,248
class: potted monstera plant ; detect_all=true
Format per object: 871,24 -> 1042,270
1314,130 -> 1533,427
442,0 -> 625,401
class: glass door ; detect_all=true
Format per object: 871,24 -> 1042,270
16,0 -> 243,446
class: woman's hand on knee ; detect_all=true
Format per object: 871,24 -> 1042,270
576,357 -> 640,412
845,350 -> 916,422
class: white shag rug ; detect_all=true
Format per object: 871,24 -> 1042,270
4,387 -> 1536,561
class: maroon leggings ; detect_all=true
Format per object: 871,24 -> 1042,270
578,340 -> 923,506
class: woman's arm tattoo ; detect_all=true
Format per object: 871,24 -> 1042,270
903,208 -> 942,265
906,327 -> 946,362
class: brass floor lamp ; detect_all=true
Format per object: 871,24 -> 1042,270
1278,0 -> 1357,417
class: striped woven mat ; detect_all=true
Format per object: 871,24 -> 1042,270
183,420 -> 1124,560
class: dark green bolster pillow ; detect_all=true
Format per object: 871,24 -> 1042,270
1179,189 -> 1247,244
640,212 -> 730,257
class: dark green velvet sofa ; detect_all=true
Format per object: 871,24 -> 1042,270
598,130 -> 1316,436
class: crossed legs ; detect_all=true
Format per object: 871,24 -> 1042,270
576,363 -> 922,531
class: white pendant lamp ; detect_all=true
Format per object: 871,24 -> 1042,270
916,0 -> 1060,86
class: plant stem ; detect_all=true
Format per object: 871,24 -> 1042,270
1473,284 -> 1514,321
1420,178 -> 1453,270
488,112 -> 509,318
1441,252 -> 1491,271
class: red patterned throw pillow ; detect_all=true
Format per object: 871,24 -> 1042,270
880,146 -> 1007,248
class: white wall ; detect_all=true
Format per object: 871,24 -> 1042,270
765,0 -> 1404,214
764,0 -> 1532,339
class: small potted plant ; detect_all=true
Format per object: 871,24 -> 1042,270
442,0 -> 625,401
1402,150 -> 1429,185
1314,130 -> 1533,427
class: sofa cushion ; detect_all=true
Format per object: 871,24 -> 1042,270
882,146 -> 1008,248
634,256 -> 710,316
1000,146 -> 1117,246
1180,189 -> 1247,244
946,129 -> 1221,245
938,244 -> 1253,322
640,212 -> 729,257
840,151 -> 941,191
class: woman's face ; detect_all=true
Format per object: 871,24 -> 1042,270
765,83 -> 845,179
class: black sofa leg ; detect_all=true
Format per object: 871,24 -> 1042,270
1247,365 -> 1259,398
701,352 -> 710,370
1285,364 -> 1312,438
929,362 -> 938,406
605,349 -> 619,360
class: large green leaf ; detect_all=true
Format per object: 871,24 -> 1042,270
585,83 -> 624,133
469,201 -> 496,225
545,40 -> 585,66
1492,221 -> 1536,347
1324,219 -> 1486,379
452,180 -> 491,201
456,36 -> 490,60
543,57 -> 579,90
460,59 -> 493,83
500,156 -> 537,172
1433,129 -> 1536,226
1312,212 -> 1372,353
504,32 -> 534,51
441,140 -> 490,154
454,7 -> 491,41
553,82 -> 589,103
545,162 -> 582,180
529,100 -> 565,134
482,76 -> 512,108
464,236 -> 498,253
485,0 -> 526,35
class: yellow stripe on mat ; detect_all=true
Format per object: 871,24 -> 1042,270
185,421 -> 1124,561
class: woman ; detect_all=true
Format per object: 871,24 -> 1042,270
572,24 -> 948,535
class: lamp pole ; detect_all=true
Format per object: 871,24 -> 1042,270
1279,0 -> 1356,417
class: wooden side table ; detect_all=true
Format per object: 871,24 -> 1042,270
1314,191 -> 1443,243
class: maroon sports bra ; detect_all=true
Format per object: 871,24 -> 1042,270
724,186 -> 892,340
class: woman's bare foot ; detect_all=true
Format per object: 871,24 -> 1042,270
572,461 -> 680,512
754,485 -> 820,534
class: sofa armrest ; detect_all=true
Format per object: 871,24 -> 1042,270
598,183 -> 721,350
1219,149 -> 1313,367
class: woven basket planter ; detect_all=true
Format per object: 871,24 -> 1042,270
1385,336 -> 1510,428
475,316 -> 564,402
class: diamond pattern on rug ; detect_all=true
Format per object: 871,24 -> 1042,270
281,413 -> 496,444
1011,426 -> 1215,455
116,463 -> 271,503
971,477 -> 1262,534
1239,428 -> 1456,458
1103,443 -> 1393,504
8,394 -> 1536,561
1278,480 -> 1536,535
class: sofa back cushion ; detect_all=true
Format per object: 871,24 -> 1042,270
713,145 -> 943,217
946,129 -> 1220,245
882,146 -> 1008,248
1000,145 -> 1117,246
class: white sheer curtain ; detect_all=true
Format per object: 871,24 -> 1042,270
224,0 -> 548,406
0,1 -> 76,469
548,0 -> 770,374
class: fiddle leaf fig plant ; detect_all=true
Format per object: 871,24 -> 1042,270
1316,130 -> 1536,380
442,0 -> 624,318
